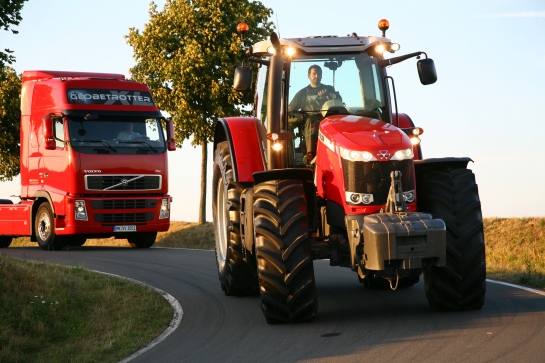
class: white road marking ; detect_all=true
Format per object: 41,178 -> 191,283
88,270 -> 183,363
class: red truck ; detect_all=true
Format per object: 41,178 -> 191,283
0,70 -> 176,250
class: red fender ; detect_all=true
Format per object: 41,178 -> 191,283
214,117 -> 266,182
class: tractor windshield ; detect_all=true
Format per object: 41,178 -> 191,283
287,53 -> 388,122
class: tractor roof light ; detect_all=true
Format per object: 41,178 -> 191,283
237,22 -> 249,47
266,46 -> 275,55
285,47 -> 296,57
378,19 -> 390,37
390,43 -> 401,52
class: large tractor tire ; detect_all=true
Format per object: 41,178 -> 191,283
35,203 -> 65,251
420,168 -> 486,311
253,179 -> 318,324
212,142 -> 258,296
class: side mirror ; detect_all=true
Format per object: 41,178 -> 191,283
417,58 -> 437,85
167,119 -> 176,151
42,115 -> 53,140
42,115 -> 56,150
234,66 -> 253,92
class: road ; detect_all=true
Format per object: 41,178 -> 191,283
3,246 -> 545,363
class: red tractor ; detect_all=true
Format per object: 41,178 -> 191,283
212,20 -> 485,324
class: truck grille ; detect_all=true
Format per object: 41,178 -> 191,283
94,213 -> 154,223
85,175 -> 161,191
342,159 -> 414,205
91,200 -> 157,209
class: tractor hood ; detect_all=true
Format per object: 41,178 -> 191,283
319,115 -> 413,161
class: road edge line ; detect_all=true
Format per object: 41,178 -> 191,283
89,270 -> 183,363
487,278 -> 545,297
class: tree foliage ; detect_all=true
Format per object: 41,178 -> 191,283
0,0 -> 28,67
125,0 -> 274,145
126,0 -> 274,223
0,66 -> 21,181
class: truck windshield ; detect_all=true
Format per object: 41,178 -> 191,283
67,115 -> 167,154
287,52 -> 388,122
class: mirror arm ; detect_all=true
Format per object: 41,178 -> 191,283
246,58 -> 270,67
384,51 -> 427,67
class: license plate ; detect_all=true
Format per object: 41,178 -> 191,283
114,225 -> 137,232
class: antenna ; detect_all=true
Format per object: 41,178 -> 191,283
275,14 -> 280,38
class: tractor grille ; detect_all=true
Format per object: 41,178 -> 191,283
85,175 -> 161,191
91,200 -> 157,210
342,159 -> 414,205
94,213 -> 154,223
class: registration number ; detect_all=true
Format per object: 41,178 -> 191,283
114,225 -> 137,232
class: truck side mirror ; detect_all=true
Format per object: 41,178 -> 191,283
167,119 -> 176,151
234,66 -> 253,92
417,58 -> 437,85
42,115 -> 56,150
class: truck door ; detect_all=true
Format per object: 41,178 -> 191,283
43,117 -> 69,216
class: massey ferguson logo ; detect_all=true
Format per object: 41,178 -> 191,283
84,170 -> 102,173
378,150 -> 390,160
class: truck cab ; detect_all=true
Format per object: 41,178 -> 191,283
0,70 -> 176,250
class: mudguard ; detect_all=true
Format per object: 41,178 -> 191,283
214,117 -> 266,182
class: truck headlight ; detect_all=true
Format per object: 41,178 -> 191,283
75,200 -> 88,221
159,198 -> 170,219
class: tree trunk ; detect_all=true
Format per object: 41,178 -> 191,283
198,138 -> 207,224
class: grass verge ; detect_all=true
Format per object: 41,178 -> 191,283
0,255 -> 172,363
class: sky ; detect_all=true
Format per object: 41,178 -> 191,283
1,0 -> 544,221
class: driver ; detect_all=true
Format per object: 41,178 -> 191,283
288,64 -> 339,164
116,122 -> 147,141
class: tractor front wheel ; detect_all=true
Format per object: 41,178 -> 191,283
253,179 -> 318,324
421,168 -> 486,311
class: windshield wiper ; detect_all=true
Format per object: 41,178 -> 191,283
118,140 -> 158,153
82,140 -> 117,153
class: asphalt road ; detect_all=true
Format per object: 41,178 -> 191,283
3,246 -> 545,363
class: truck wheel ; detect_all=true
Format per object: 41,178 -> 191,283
127,232 -> 156,248
35,203 -> 65,251
212,142 -> 258,296
67,236 -> 86,247
421,168 -> 486,311
0,200 -> 13,248
253,179 -> 318,324
0,236 -> 12,248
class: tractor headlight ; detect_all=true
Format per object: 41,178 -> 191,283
159,198 -> 170,219
339,147 -> 377,162
391,148 -> 414,161
346,192 -> 374,205
74,200 -> 88,221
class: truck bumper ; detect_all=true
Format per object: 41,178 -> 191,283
345,212 -> 446,271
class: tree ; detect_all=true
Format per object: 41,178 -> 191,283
0,66 -> 21,181
126,0 -> 274,224
0,0 -> 28,67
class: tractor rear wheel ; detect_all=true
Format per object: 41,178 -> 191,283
253,179 -> 318,324
212,142 -> 258,296
420,168 -> 486,311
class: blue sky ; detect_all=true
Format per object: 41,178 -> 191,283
1,0 -> 544,221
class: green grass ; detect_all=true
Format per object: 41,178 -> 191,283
0,255 -> 172,363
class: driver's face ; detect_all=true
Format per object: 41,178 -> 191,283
308,68 -> 322,88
